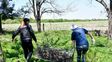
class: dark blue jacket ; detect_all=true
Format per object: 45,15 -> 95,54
71,28 -> 89,46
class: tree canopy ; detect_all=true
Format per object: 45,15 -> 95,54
0,0 -> 16,20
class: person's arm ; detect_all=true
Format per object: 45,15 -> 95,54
12,27 -> 20,41
87,32 -> 95,44
83,28 -> 95,44
29,25 -> 37,43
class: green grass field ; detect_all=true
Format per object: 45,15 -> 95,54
0,30 -> 112,62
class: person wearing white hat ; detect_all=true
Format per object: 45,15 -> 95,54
71,24 -> 95,62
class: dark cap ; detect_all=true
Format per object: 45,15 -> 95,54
23,18 -> 30,22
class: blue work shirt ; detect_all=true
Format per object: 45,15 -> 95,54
71,28 -> 89,46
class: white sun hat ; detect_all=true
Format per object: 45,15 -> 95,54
71,24 -> 78,30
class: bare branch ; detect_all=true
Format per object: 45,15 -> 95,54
27,0 -> 64,19
41,8 -> 64,17
96,0 -> 109,13
40,0 -> 47,6
45,0 -> 62,13
29,0 -> 32,5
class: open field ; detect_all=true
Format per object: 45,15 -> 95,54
3,21 -> 108,31
1,20 -> 111,62
0,30 -> 112,62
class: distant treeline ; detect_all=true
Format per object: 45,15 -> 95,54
2,18 -> 108,24
42,19 -> 107,22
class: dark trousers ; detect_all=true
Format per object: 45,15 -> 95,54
21,39 -> 33,62
76,45 -> 88,62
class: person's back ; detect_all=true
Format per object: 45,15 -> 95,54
12,18 -> 37,62
20,25 -> 32,41
71,25 -> 95,62
72,28 -> 89,46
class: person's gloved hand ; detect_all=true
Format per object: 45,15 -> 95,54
92,38 -> 95,45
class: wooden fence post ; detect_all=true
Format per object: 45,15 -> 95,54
43,23 -> 45,31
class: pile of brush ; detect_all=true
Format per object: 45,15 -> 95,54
35,46 -> 74,62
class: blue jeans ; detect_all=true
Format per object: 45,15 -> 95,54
76,45 -> 88,62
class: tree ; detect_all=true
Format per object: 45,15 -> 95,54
0,0 -> 15,33
28,0 -> 64,32
109,0 -> 112,39
16,2 -> 31,18
93,0 -> 111,39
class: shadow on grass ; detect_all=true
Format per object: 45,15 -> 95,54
95,44 -> 105,47
95,43 -> 105,47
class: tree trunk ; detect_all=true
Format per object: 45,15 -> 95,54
43,23 -> 45,31
108,13 -> 112,39
36,19 -> 41,32
0,14 -> 3,34
108,0 -> 112,39
36,10 -> 41,32
36,7 -> 41,32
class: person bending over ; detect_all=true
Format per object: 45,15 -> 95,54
71,25 -> 95,62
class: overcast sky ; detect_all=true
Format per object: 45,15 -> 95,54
14,0 -> 109,19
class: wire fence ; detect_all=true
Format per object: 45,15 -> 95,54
2,22 -> 108,31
